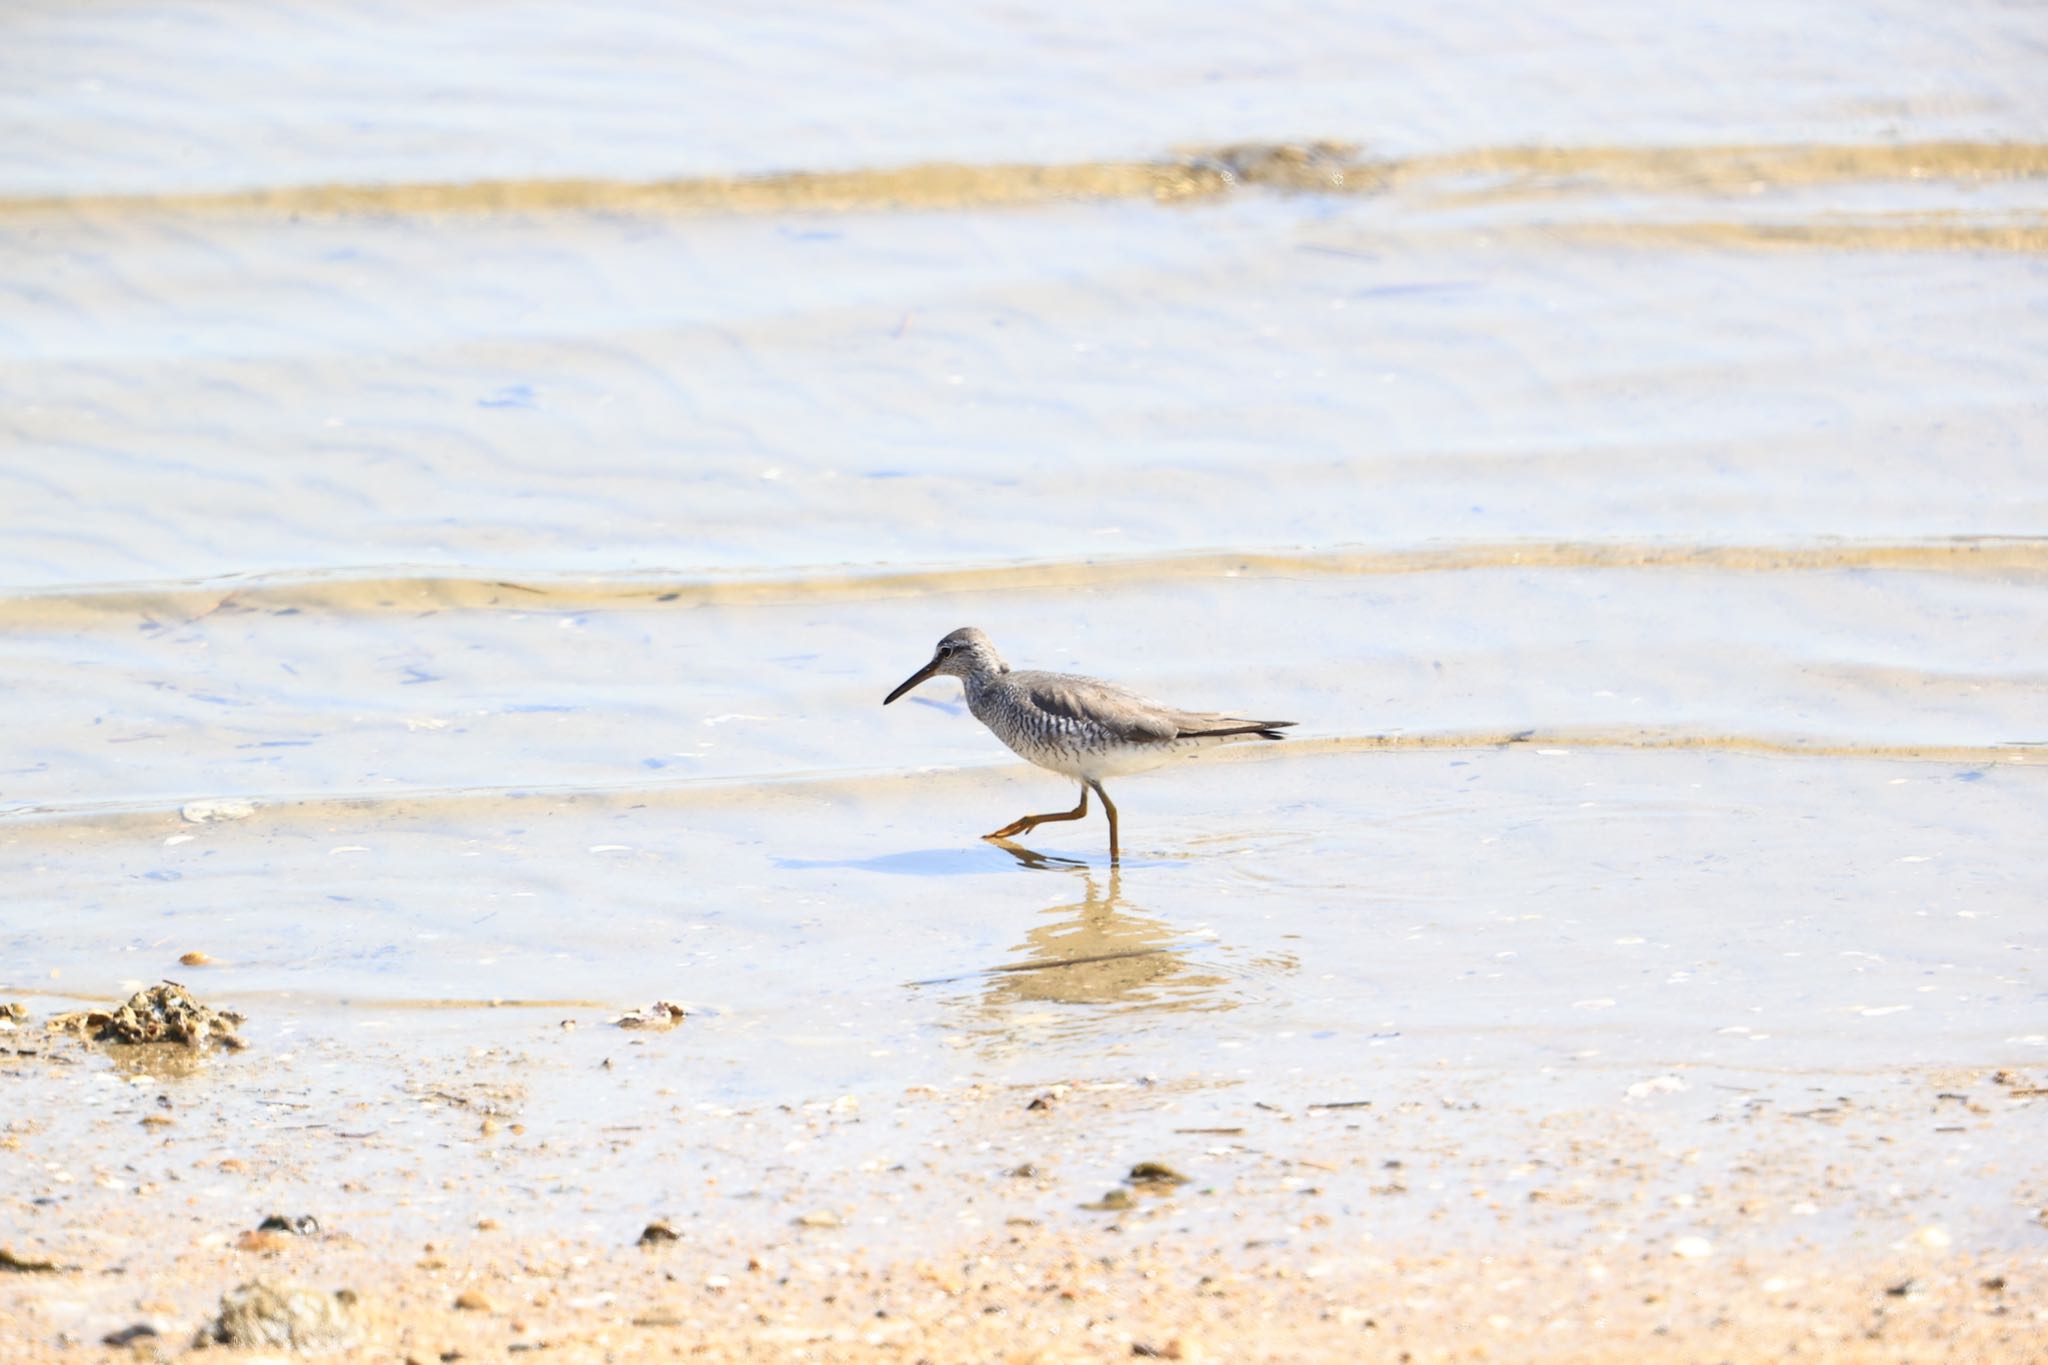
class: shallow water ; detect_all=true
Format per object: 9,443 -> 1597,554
4,0 -> 2043,194
2,0 -> 2045,1298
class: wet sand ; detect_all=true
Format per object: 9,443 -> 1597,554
4,1026 -> 2046,1361
6,970 -> 2048,1360
5,0 -> 2047,1359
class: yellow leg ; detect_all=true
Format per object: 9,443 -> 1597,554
1087,780 -> 1119,862
985,785 -> 1089,841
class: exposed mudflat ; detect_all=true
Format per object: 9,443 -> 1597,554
4,1013 -> 2045,1362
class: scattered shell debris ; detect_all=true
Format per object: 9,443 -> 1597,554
613,1001 -> 689,1030
179,798 -> 258,824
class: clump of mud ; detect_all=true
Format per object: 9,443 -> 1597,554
48,981 -> 246,1050
192,1280 -> 361,1352
1209,141 -> 1363,189
1149,142 -> 1370,201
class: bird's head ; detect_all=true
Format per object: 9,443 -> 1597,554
883,627 -> 1006,704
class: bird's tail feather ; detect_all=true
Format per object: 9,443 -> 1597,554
1176,720 -> 1296,741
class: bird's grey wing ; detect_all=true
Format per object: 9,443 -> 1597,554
1018,673 -> 1180,744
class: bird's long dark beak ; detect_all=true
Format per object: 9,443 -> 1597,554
883,656 -> 941,705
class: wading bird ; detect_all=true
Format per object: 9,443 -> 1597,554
883,627 -> 1294,861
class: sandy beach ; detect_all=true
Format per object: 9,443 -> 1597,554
6,1004 -> 2045,1362
3,0 -> 2045,1359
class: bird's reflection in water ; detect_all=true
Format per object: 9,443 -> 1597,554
952,840 -> 1242,1034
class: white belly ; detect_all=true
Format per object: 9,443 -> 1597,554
1010,735 -> 1187,782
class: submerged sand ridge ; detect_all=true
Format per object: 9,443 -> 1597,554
0,730 -> 2038,849
0,534 -> 2044,624
0,565 -> 2040,827
3,139 -> 2045,223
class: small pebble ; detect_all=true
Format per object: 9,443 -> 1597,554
1082,1189 -> 1136,1212
256,1215 -> 320,1237
101,1324 -> 158,1348
1130,1162 -> 1190,1187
